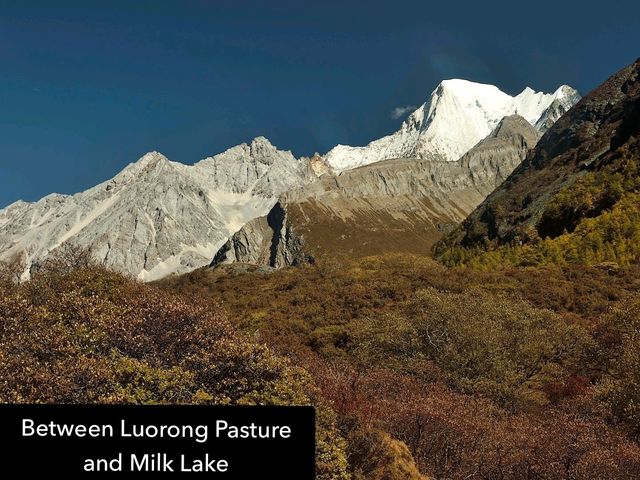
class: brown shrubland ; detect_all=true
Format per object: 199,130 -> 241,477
0,258 -> 349,479
161,254 -> 640,479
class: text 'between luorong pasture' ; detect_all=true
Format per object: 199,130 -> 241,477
1,405 -> 315,478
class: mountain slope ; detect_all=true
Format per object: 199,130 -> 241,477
0,77 -> 579,281
324,80 -> 579,172
0,137 -> 315,280
437,58 -> 640,266
213,115 -> 541,267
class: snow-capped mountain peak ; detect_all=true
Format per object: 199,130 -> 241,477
113,151 -> 176,180
400,103 -> 427,132
324,79 -> 581,172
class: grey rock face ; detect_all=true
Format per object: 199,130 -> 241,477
212,201 -> 313,268
212,115 -> 541,268
461,115 -> 542,191
0,137 -> 314,281
534,86 -> 582,132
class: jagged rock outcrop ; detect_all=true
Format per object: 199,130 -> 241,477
461,115 -> 542,190
0,137 -> 315,280
212,115 -> 541,267
534,86 -> 582,132
308,153 -> 332,177
444,58 -> 640,249
211,201 -> 313,268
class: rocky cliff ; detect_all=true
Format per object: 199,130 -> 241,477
0,137 -> 315,280
442,58 -> 640,250
212,115 -> 541,267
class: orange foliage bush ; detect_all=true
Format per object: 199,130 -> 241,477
0,262 -> 350,479
159,254 -> 640,479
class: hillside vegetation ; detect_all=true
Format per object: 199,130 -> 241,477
160,254 -> 640,478
440,58 -> 640,266
437,156 -> 640,268
0,254 -> 349,480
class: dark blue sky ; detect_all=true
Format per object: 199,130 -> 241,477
1,0 -> 639,207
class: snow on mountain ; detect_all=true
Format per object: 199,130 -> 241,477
533,85 -> 582,132
0,137 -> 315,281
324,79 -> 581,172
0,78 -> 580,282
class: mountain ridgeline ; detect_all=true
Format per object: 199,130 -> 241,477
324,80 -> 578,171
436,58 -> 640,268
5,57 -> 640,480
0,138 -> 315,281
212,115 -> 541,267
0,79 -> 579,280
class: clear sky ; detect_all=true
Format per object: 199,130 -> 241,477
1,0 -> 639,207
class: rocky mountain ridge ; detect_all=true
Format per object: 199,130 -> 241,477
212,115 -> 541,267
0,137 -> 314,280
0,77 -> 580,280
441,58 -> 640,251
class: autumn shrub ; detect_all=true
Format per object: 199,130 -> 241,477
159,253 -> 640,478
0,263 -> 350,479
353,288 -> 592,410
601,296 -> 640,438
344,422 -> 427,480
313,362 -> 640,479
